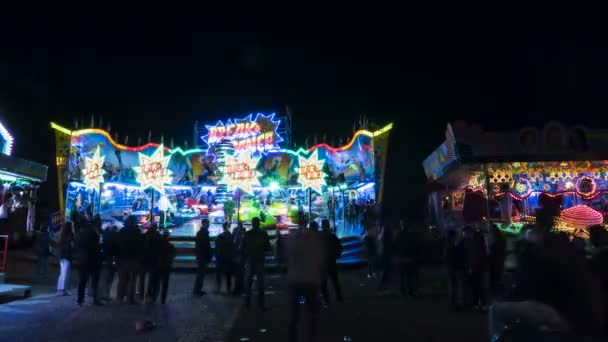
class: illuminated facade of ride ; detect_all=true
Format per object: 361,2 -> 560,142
423,121 -> 608,238
52,113 -> 392,238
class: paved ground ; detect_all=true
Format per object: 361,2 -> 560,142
1,257 -> 486,341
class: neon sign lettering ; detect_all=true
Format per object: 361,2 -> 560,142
297,149 -> 327,194
133,144 -> 174,192
222,152 -> 261,195
82,146 -> 106,191
203,113 -> 282,154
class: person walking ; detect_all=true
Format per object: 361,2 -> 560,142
242,217 -> 271,310
56,222 -> 74,296
117,217 -> 143,304
193,218 -> 212,296
320,219 -> 343,304
287,221 -> 326,342
77,222 -> 103,306
395,221 -> 420,297
232,222 -> 247,295
215,222 -> 234,294
157,230 -> 176,304
35,225 -> 51,278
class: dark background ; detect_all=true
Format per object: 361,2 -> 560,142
0,6 -> 606,221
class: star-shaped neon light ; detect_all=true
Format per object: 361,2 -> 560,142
133,144 -> 173,192
297,149 -> 326,194
222,151 -> 262,195
82,146 -> 106,191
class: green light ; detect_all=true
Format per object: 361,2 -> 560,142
495,222 -> 525,234
168,147 -> 204,156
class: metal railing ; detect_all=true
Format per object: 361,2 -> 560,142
0,234 -> 8,273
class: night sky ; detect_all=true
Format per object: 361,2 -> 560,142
0,7 -> 606,220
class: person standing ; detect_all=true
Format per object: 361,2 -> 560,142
232,222 -> 246,295
287,221 -> 326,341
488,225 -> 506,298
377,223 -> 395,291
215,222 -> 234,293
56,222 -> 74,296
117,217 -> 143,304
320,219 -> 343,304
140,225 -> 162,302
242,217 -> 271,310
363,225 -> 377,278
35,225 -> 51,278
157,230 -> 176,304
100,226 -> 119,300
77,222 -> 103,306
468,229 -> 489,311
193,218 -> 212,296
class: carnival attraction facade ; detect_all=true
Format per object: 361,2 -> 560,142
52,113 -> 392,238
423,121 -> 608,238
0,119 -> 48,242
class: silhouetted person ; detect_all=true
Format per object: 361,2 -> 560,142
140,225 -> 162,302
589,225 -> 608,334
215,222 -> 234,293
320,219 -> 343,304
363,225 -> 378,278
77,223 -> 103,306
232,222 -> 246,295
377,223 -> 394,291
35,225 -> 50,278
444,230 -> 464,308
193,218 -> 212,296
488,225 -> 506,297
242,217 -> 271,310
287,221 -> 326,342
101,226 -> 119,300
157,230 -> 176,304
396,222 -> 421,297
56,222 -> 74,296
468,230 -> 488,310
117,217 -> 143,304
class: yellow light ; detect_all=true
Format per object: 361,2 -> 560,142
565,181 -> 574,189
373,123 -> 393,137
50,122 -> 72,135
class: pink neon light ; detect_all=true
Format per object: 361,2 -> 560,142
560,205 -> 603,227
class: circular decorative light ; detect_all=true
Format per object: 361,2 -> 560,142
511,178 -> 532,199
560,205 -> 603,228
576,176 -> 597,199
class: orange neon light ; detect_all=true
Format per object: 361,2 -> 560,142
71,128 -> 168,152
307,130 -> 374,153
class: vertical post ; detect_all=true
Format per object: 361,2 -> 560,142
308,188 -> 312,226
484,165 -> 491,232
150,190 -> 155,224
332,187 -> 336,229
236,190 -> 241,225
97,183 -> 103,216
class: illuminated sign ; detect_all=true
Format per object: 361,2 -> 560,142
222,152 -> 262,195
0,121 -> 14,156
202,113 -> 282,154
82,146 -> 106,191
297,149 -> 326,194
133,144 -> 173,192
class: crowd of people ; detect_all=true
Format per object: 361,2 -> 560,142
53,214 -> 176,306
437,215 -> 608,340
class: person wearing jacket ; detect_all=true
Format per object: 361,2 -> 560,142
56,222 -> 74,296
193,218 -> 212,296
320,219 -> 343,304
287,221 -> 326,341
215,222 -> 234,293
242,217 -> 271,310
140,225 -> 162,302
77,222 -> 103,306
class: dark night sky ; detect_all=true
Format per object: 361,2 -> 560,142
0,6 -> 607,219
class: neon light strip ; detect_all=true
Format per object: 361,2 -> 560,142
50,122 -> 203,155
0,121 -> 14,156
307,130 -> 374,153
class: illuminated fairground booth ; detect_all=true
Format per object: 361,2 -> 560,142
52,114 -> 392,239
0,120 -> 47,243
423,121 -> 608,238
